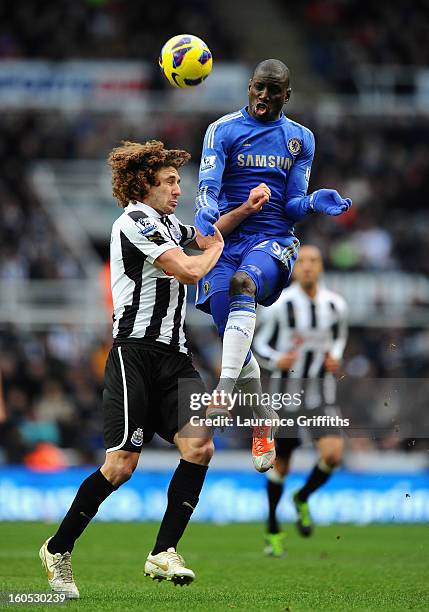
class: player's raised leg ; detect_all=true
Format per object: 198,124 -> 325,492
236,246 -> 296,471
293,436 -> 344,536
218,271 -> 257,392
197,262 -> 238,419
144,431 -> 214,585
235,352 -> 278,471
206,244 -> 295,471
211,275 -> 276,470
40,450 -> 138,598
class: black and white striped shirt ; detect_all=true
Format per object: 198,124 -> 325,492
110,201 -> 196,354
253,282 -> 348,380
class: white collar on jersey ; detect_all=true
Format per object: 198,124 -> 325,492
126,200 -> 163,219
295,282 -> 323,302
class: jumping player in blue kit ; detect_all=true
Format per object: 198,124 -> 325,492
194,59 -> 352,472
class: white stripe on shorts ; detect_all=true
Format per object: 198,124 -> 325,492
106,346 -> 129,453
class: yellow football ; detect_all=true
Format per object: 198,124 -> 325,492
159,34 -> 213,88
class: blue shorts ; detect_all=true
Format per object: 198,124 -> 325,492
196,232 -> 300,313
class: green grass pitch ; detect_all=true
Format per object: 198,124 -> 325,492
0,522 -> 427,611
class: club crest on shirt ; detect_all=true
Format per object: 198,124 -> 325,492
203,281 -> 210,294
287,138 -> 302,156
130,428 -> 143,447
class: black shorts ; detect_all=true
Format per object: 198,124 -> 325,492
275,436 -> 302,456
103,343 -> 206,452
275,403 -> 344,458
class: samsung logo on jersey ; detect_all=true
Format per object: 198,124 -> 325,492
237,154 -> 293,170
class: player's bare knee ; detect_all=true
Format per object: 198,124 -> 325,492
101,451 -> 139,487
229,272 -> 256,297
182,439 -> 214,466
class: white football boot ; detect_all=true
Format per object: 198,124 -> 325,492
252,425 -> 276,472
39,538 -> 80,599
144,547 -> 195,586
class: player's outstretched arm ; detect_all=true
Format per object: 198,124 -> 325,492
215,183 -> 271,237
155,226 -> 224,285
284,128 -> 351,220
287,188 -> 352,219
306,189 -> 352,216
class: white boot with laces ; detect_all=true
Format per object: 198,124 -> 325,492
39,538 -> 80,599
144,547 -> 195,586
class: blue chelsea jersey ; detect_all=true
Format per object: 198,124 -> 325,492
196,106 -> 315,236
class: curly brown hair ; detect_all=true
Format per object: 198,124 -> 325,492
108,140 -> 191,207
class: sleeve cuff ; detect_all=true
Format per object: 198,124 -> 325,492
147,243 -> 179,265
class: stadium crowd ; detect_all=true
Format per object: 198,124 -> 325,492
1,110 -> 428,281
279,0 -> 429,92
0,0 -> 238,64
0,114 -> 85,280
1,0 -> 428,281
3,0 -> 426,74
1,319 -> 427,465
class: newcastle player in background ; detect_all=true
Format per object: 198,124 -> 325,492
194,58 -> 352,472
39,140 -> 269,597
253,245 -> 348,557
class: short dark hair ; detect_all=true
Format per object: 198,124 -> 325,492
253,59 -> 290,84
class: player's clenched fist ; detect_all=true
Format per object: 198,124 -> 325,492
244,183 -> 271,213
195,226 -> 224,250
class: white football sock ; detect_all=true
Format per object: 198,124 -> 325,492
235,353 -> 261,411
235,354 -> 277,421
218,297 -> 256,390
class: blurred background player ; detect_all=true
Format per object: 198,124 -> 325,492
253,245 -> 348,557
194,59 -> 351,471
